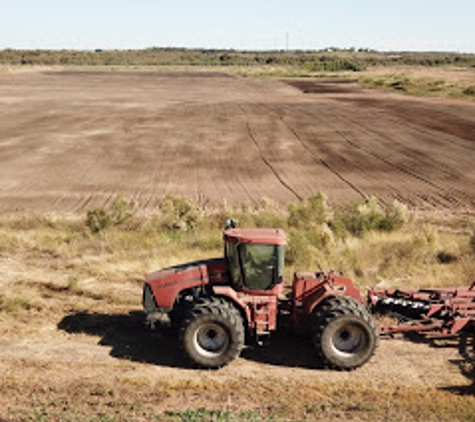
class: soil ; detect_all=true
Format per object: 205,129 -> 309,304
0,69 -> 474,419
0,69 -> 473,213
0,307 -> 473,417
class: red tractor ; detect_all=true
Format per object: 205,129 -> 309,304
143,223 -> 378,370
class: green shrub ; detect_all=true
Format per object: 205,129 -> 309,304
463,85 -> 475,96
109,197 -> 137,226
285,229 -> 312,267
212,198 -> 286,230
86,208 -> 111,234
85,197 -> 137,234
288,193 -> 327,229
333,197 -> 408,237
303,59 -> 363,72
160,195 -> 202,231
379,200 -> 409,231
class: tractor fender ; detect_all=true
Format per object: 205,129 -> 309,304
211,285 -> 252,327
305,276 -> 363,316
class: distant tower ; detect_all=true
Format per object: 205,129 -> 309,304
286,32 -> 289,51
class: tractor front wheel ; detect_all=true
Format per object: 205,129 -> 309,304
179,298 -> 245,369
312,296 -> 378,370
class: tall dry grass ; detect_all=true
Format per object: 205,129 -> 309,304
0,196 -> 474,421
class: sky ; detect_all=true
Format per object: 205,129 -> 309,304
1,0 -> 474,53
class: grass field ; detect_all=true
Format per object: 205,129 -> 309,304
0,198 -> 474,421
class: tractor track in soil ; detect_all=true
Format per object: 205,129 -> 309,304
0,69 -> 474,213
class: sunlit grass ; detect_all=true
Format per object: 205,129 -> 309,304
0,197 -> 474,421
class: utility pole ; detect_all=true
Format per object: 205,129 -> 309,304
286,32 -> 289,51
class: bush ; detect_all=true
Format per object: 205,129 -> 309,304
85,197 -> 136,234
285,229 -> 312,266
160,195 -> 202,231
463,85 -> 475,96
251,198 -> 286,228
212,198 -> 286,230
333,198 -> 408,237
288,193 -> 327,229
86,208 -> 111,234
379,200 -> 409,231
303,59 -> 363,72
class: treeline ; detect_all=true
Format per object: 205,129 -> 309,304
1,47 -> 474,69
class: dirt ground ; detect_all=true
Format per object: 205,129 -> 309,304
0,302 -> 473,420
0,69 -> 474,213
0,69 -> 474,420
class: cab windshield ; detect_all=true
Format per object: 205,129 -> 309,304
225,242 -> 284,291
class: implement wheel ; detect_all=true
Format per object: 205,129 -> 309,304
459,331 -> 475,363
179,297 -> 244,369
312,296 -> 379,370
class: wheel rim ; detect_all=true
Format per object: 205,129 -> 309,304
194,322 -> 229,357
331,322 -> 367,356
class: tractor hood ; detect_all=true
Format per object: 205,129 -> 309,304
144,258 -> 227,311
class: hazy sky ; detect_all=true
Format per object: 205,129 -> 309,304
1,0 -> 474,53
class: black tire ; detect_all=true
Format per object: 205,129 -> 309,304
312,296 -> 379,370
179,297 -> 245,369
459,331 -> 475,362
169,297 -> 193,335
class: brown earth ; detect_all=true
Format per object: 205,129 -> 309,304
0,303 -> 474,421
0,69 -> 475,420
0,69 -> 474,213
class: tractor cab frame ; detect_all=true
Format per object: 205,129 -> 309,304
223,228 -> 286,294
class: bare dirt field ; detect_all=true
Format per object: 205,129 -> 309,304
0,69 -> 474,213
0,69 -> 475,421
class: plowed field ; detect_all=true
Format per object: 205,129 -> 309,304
0,69 -> 474,213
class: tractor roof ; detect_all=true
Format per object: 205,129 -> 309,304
224,228 -> 286,245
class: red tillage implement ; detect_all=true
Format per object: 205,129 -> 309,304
368,284 -> 475,360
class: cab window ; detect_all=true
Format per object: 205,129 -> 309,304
241,244 -> 283,291
225,242 -> 241,287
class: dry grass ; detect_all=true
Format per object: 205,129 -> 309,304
0,206 -> 474,421
359,66 -> 475,99
1,357 -> 474,421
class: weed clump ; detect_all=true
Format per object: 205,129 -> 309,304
463,85 -> 475,96
85,197 -> 137,234
288,193 -> 327,229
0,296 -> 33,314
333,198 -> 409,237
160,195 -> 202,231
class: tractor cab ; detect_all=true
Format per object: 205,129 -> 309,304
223,227 -> 286,293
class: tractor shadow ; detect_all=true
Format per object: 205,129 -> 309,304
58,311 -> 321,369
442,359 -> 475,396
58,311 -> 183,368
241,333 -> 320,369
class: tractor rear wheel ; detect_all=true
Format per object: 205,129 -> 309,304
312,296 -> 378,370
179,297 -> 245,369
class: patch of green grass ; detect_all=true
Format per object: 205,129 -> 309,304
0,296 -> 33,313
359,73 -> 475,99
